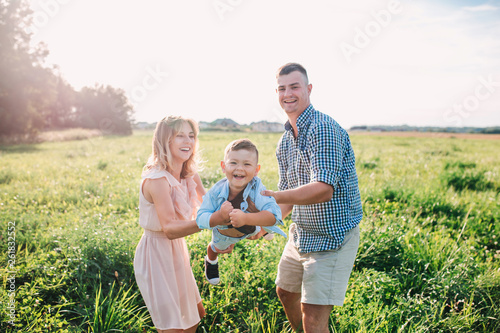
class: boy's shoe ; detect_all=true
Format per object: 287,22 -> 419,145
204,257 -> 220,285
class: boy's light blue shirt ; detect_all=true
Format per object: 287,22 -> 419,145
196,177 -> 287,238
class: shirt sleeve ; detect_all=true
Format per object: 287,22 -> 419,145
253,181 -> 283,226
309,122 -> 343,189
196,190 -> 217,230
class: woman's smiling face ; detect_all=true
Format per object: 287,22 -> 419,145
169,121 -> 195,164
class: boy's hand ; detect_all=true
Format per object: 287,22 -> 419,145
220,201 -> 233,221
229,209 -> 246,228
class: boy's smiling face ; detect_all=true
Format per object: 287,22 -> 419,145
221,149 -> 260,193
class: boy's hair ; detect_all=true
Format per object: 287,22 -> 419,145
276,62 -> 309,84
224,139 -> 259,161
144,115 -> 199,178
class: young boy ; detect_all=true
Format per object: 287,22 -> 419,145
196,139 -> 286,285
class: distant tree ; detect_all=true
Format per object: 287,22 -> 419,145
75,85 -> 133,135
0,0 -> 48,138
480,127 -> 500,134
0,0 -> 134,141
41,67 -> 76,129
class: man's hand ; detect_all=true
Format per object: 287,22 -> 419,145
261,190 -> 275,198
229,209 -> 246,228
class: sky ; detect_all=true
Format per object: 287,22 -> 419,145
27,0 -> 500,128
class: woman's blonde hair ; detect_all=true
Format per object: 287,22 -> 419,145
144,116 -> 200,178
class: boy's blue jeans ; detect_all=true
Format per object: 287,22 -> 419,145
210,226 -> 261,252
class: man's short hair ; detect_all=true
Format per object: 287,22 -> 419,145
276,63 -> 309,84
224,139 -> 259,161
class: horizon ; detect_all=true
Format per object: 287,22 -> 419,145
28,0 -> 500,129
134,118 -> 500,129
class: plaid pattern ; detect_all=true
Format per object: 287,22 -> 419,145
277,105 -> 362,253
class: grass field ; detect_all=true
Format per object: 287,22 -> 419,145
1,130 -> 499,332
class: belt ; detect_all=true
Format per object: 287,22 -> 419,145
144,229 -> 167,238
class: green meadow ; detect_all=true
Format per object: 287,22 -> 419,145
1,131 -> 499,332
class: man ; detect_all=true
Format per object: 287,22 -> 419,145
262,63 -> 362,332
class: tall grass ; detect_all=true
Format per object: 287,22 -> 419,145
0,131 -> 499,332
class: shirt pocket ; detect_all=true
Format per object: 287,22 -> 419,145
298,148 -> 312,184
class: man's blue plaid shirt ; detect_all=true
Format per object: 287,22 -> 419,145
277,105 -> 362,253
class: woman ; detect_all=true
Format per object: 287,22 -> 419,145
133,115 -> 206,332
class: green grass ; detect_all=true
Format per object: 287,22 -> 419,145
0,131 -> 499,332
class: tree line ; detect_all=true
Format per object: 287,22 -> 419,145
0,1 -> 133,142
350,125 -> 500,134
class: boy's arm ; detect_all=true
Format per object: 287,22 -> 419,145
196,187 -> 234,229
279,203 -> 293,219
209,201 -> 233,227
196,190 -> 223,229
229,179 -> 284,228
229,209 -> 275,228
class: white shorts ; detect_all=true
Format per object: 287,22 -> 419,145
275,224 -> 360,306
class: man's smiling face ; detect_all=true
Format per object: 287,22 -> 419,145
277,70 -> 312,117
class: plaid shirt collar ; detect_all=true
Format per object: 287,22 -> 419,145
284,104 -> 315,137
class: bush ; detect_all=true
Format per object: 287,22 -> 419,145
441,169 -> 494,191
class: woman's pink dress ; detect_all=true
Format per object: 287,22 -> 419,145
134,168 -> 201,330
